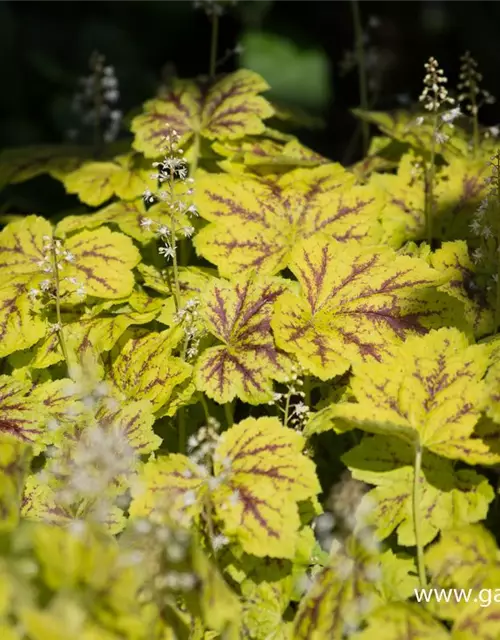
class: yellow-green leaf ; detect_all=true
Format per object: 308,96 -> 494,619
351,602 -> 450,640
108,328 -> 192,412
194,276 -> 293,404
132,69 -> 274,157
131,417 -> 321,559
61,227 -> 140,298
343,435 -> 494,546
0,215 -> 53,288
431,241 -> 493,338
425,525 -> 500,621
0,437 -> 32,531
293,535 -> 382,639
329,328 -> 493,464
61,152 -> 157,207
0,145 -> 89,188
194,165 -> 382,277
63,161 -> 122,206
353,108 -> 468,160
272,236 -> 448,380
0,285 -> 47,358
0,376 -> 48,451
32,310 -> 158,369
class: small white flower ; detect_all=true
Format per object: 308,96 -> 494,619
472,248 -> 483,264
28,288 -> 40,299
481,225 -> 493,240
441,107 -> 461,123
182,226 -> 195,238
140,217 -> 153,230
64,251 -> 75,262
40,279 -> 52,291
212,533 -> 229,550
434,130 -> 449,144
158,245 -> 175,259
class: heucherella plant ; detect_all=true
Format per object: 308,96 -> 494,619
457,51 -> 496,154
3,14 -> 500,637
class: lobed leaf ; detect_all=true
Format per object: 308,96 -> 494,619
108,328 -> 192,412
425,525 -> 500,621
62,153 -> 157,207
132,69 -> 274,157
352,602 -> 450,640
272,237 -> 449,380
61,227 -> 141,299
431,241 -> 493,338
0,285 -> 47,358
131,417 -> 321,559
194,276 -> 293,404
328,328 -> 494,463
343,435 -> 494,546
0,376 -> 48,452
194,166 -> 382,277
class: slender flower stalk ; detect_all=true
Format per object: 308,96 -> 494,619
458,51 -> 495,154
29,234 -> 86,379
351,0 -> 370,155
50,234 -> 71,376
269,367 -> 311,430
68,51 -> 122,150
143,128 -> 198,314
468,151 -> 500,328
194,0 -> 238,78
418,57 -> 455,245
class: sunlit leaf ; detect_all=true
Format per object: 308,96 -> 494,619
0,437 -> 32,531
0,376 -> 48,451
194,166 -> 382,277
272,236 -> 449,380
32,309 -> 158,369
194,276 -> 293,404
132,69 -> 274,157
431,241 -> 493,338
343,435 -> 494,546
0,285 -> 47,358
293,535 -> 382,639
108,328 -> 192,412
60,227 -> 140,299
322,328 -> 494,464
425,525 -> 500,621
352,602 -> 450,640
131,417 -> 321,559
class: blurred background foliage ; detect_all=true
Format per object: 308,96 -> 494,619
1,0 -> 500,164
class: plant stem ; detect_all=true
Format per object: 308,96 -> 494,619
472,106 -> 480,156
351,0 -> 369,155
224,402 -> 234,428
51,235 -> 71,377
170,215 -> 182,313
178,407 -> 186,454
303,376 -> 311,407
425,112 -> 439,246
209,13 -> 219,80
199,393 -> 211,423
413,441 -> 428,589
283,391 -> 292,427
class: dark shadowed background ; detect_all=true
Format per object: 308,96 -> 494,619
2,1 -> 500,161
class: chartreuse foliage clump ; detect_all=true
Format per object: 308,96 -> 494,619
2,27 -> 500,640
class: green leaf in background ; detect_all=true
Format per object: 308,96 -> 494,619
239,32 -> 331,111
